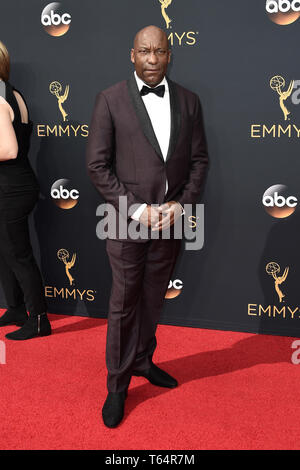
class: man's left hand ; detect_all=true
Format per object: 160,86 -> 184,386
151,201 -> 183,231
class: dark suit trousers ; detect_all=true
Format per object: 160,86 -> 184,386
0,189 -> 47,316
105,237 -> 181,392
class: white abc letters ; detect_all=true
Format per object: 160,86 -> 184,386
51,186 -> 79,200
266,0 -> 300,13
42,10 -> 71,26
168,279 -> 183,290
263,192 -> 297,207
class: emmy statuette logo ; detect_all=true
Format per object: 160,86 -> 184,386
57,249 -> 76,286
247,262 -> 300,320
49,81 -> 69,122
45,250 -> 96,302
270,75 -> 294,121
36,81 -> 88,138
159,0 -> 173,29
266,262 -> 289,303
157,0 -> 198,46
249,75 -> 300,139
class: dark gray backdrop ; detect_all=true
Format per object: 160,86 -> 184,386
1,0 -> 300,337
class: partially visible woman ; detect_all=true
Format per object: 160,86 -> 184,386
0,40 -> 51,340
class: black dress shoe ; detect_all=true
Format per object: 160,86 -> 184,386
5,313 -> 51,341
132,363 -> 178,388
0,305 -> 28,327
102,390 -> 127,428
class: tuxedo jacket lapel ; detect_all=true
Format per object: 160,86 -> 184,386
127,74 -> 181,164
127,75 -> 163,162
166,76 -> 181,162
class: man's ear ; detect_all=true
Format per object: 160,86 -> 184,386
130,49 -> 135,64
168,50 -> 171,63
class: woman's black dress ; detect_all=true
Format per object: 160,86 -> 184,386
0,81 -> 46,316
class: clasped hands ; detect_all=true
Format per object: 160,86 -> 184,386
139,201 -> 183,231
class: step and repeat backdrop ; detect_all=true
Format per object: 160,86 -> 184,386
1,0 -> 300,337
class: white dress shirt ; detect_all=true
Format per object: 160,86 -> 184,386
130,71 -> 184,220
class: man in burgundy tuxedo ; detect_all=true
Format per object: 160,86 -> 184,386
86,25 -> 208,427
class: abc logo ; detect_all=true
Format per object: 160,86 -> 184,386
51,179 -> 79,209
165,279 -> 183,299
262,184 -> 297,218
266,0 -> 300,25
41,2 -> 71,36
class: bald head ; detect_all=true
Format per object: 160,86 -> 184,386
131,25 -> 171,87
133,25 -> 169,50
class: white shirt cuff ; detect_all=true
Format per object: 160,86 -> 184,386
131,203 -> 147,221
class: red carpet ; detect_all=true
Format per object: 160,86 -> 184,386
0,310 -> 300,450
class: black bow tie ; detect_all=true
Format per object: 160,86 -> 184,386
140,84 -> 165,98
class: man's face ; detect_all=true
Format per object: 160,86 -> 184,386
131,29 -> 171,87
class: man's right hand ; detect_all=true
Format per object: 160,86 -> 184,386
139,205 -> 162,228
